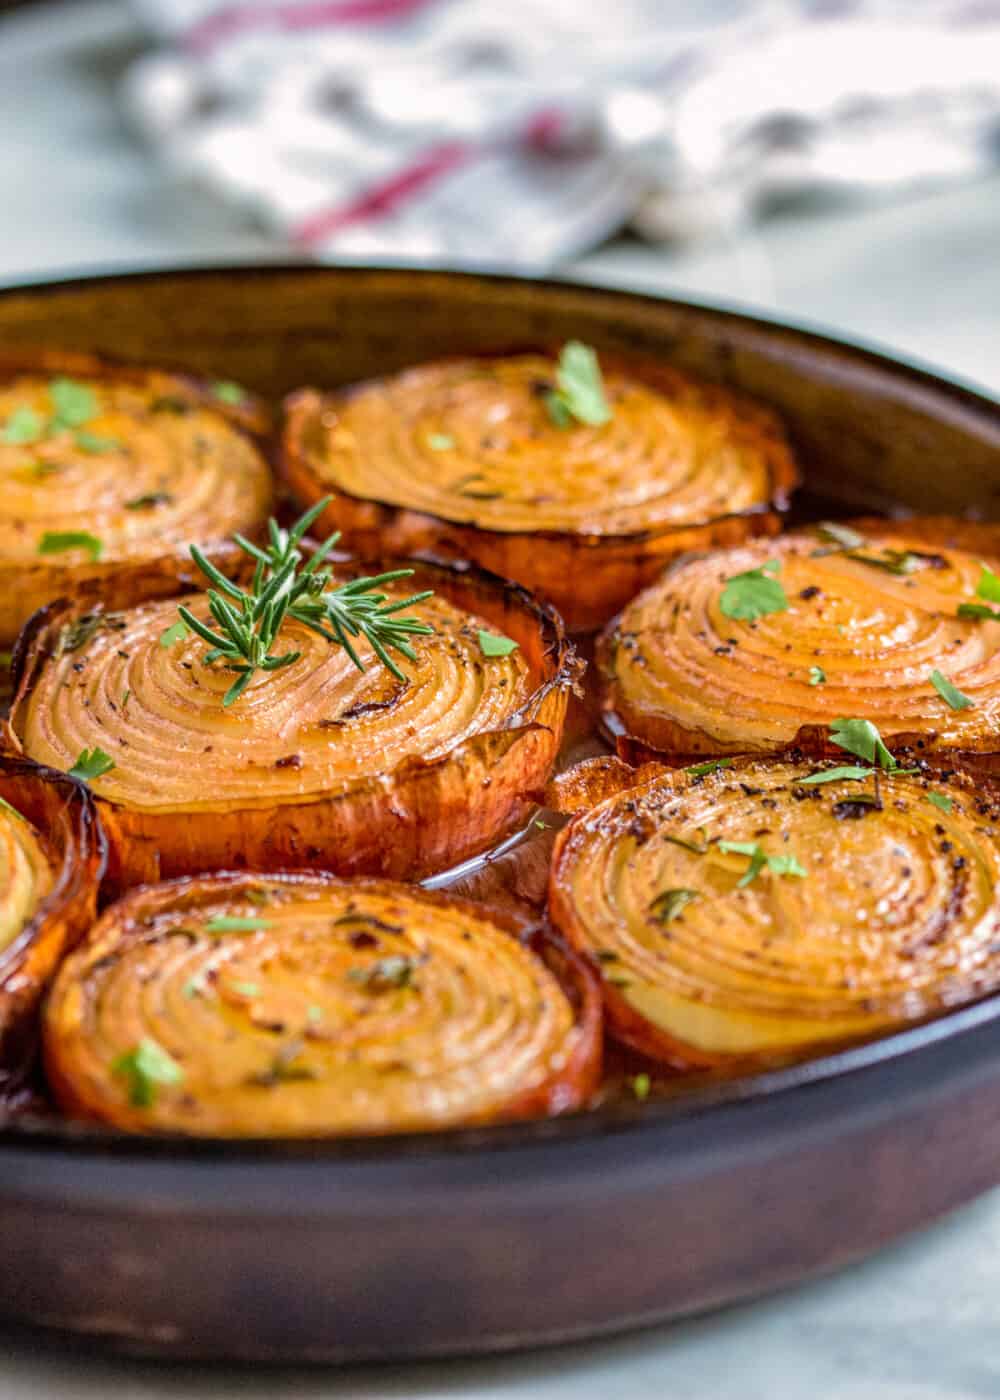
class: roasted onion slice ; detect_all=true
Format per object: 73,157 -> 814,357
44,872 -> 601,1136
0,757 -> 104,1082
0,349 -> 272,645
7,560 -> 578,890
282,353 -> 797,631
600,523 -> 1000,759
549,757 -> 1000,1070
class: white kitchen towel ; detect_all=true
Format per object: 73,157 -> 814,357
123,0 -> 1000,269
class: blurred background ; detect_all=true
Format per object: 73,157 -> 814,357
0,0 -> 998,387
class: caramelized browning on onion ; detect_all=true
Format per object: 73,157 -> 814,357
44,873 -> 601,1136
0,351 -> 272,644
7,560 -> 578,889
0,758 -> 104,1082
282,354 -> 797,630
600,524 -> 1000,759
549,759 -> 1000,1069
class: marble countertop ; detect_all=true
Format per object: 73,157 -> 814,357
2,3 -> 1000,1396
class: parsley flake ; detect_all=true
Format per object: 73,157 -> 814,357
1,405 -> 43,444
829,718 -> 898,771
685,758 -> 734,778
49,378 -> 97,429
212,380 -> 245,405
205,915 -> 271,932
814,521 -> 865,552
927,791 -> 953,814
958,564 -> 1000,622
112,1036 -> 182,1108
809,666 -> 826,686
68,747 -> 115,782
631,1073 -> 651,1101
159,620 -> 189,648
427,433 -> 455,451
649,888 -> 699,923
74,430 -> 120,454
478,629 -> 518,657
718,840 -> 807,888
544,342 -> 611,428
348,955 -> 417,990
800,765 -> 873,785
38,530 -> 103,562
719,560 -> 788,621
930,669 -> 973,711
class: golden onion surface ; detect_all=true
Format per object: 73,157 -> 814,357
600,524 -> 1000,758
44,873 -> 601,1136
0,356 -> 272,643
549,759 -> 1000,1068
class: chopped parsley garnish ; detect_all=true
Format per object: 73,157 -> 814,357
685,758 -> 734,778
159,620 -> 189,648
427,433 -> 455,451
204,915 -> 271,932
829,718 -> 899,772
814,521 -> 865,552
229,981 -> 260,998
808,666 -> 826,685
112,1036 -> 182,1108
930,669 -> 973,711
630,1073 -> 651,1101
1,405 -> 43,444
68,747 -> 115,782
717,840 -> 807,888
212,380 -> 245,405
800,765 -> 873,785
477,629 -> 518,657
38,530 -> 103,562
814,521 -> 926,575
348,955 -> 417,990
649,888 -> 699,923
49,377 -> 96,428
958,563 -> 1000,621
544,342 -> 611,428
927,791 -> 953,814
719,560 -> 788,622
74,430 -> 120,454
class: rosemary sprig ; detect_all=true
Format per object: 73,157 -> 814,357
178,497 -> 434,706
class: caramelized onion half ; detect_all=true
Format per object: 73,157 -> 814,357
600,523 -> 1000,759
0,349 -> 272,645
44,872 -> 601,1136
549,758 -> 1000,1070
0,757 -> 104,1082
7,560 -> 579,891
282,354 -> 797,630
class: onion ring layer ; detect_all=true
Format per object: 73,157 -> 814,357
44,872 -> 602,1136
0,350 -> 272,644
549,758 -> 1000,1069
600,523 -> 1000,758
8,560 -> 578,889
282,354 -> 797,630
0,758 -> 104,1083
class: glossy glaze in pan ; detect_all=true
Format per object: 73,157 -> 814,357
0,265 -> 999,1363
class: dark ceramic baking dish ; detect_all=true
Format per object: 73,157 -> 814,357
0,265 -> 999,1363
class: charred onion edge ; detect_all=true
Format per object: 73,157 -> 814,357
43,870 -> 603,1136
280,350 -> 799,632
0,756 -> 106,1083
0,346 -> 273,641
548,754 -> 1000,1072
4,555 -> 582,891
